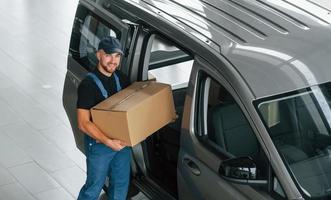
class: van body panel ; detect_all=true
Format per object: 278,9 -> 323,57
63,0 -> 331,199
178,57 -> 302,200
63,59 -> 88,153
187,56 -> 303,200
177,150 -> 255,200
227,42 -> 331,98
127,0 -> 331,98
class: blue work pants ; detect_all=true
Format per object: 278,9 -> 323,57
78,137 -> 131,200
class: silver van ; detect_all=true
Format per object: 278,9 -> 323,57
63,0 -> 331,199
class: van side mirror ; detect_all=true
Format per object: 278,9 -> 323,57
219,157 -> 267,186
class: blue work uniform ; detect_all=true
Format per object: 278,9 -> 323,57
77,68 -> 131,200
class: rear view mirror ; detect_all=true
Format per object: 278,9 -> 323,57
219,157 -> 267,186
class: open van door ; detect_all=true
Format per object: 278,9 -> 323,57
63,2 -> 136,153
177,57 -> 286,200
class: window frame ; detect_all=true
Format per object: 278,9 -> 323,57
69,4 -> 128,72
138,31 -> 193,88
195,70 -> 238,158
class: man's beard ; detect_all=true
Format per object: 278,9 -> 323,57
102,62 -> 117,73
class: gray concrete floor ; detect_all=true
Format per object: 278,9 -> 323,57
0,0 -> 147,199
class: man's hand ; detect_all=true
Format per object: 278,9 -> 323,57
77,109 -> 127,151
105,139 -> 126,151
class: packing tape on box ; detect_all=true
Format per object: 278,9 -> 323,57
108,81 -> 151,109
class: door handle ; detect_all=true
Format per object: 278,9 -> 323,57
183,158 -> 201,176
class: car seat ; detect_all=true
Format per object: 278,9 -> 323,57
210,103 -> 259,159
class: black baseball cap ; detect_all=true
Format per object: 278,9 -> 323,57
98,36 -> 123,55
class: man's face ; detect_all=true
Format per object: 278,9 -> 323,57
98,50 -> 122,74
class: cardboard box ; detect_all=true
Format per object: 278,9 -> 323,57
91,81 -> 176,146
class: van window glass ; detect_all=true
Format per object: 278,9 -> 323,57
70,7 -> 120,71
255,81 -> 331,199
204,77 -> 261,160
147,35 -> 193,90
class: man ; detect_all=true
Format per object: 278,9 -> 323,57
77,36 -> 131,200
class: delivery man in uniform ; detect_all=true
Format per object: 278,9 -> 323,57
76,36 -> 131,200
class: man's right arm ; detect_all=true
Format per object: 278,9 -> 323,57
77,108 -> 126,151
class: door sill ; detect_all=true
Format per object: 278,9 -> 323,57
132,176 -> 177,200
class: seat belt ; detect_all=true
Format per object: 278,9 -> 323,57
86,72 -> 122,99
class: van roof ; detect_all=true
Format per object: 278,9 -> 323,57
125,0 -> 331,98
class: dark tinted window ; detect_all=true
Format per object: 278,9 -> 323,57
203,76 -> 259,159
69,6 -> 120,71
256,82 -> 331,199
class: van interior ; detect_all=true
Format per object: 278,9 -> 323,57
139,33 -> 271,196
139,35 -> 271,196
139,35 -> 193,196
